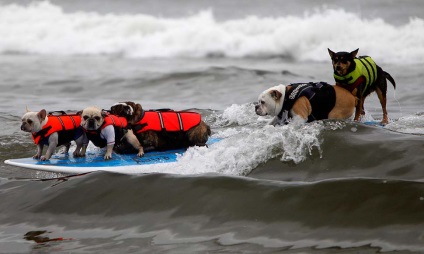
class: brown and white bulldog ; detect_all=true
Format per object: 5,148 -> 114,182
255,82 -> 356,125
110,101 -> 211,152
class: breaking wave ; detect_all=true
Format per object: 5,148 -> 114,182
1,1 -> 424,63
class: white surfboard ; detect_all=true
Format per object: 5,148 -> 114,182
5,138 -> 221,174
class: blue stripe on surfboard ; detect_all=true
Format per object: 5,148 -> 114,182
6,137 -> 221,168
363,121 -> 384,127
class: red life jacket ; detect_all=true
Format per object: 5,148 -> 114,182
101,114 -> 128,129
83,114 -> 128,148
83,114 -> 128,133
32,114 -> 81,145
133,110 -> 201,134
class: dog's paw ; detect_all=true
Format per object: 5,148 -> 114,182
73,151 -> 86,157
33,154 -> 41,159
40,156 -> 50,161
137,150 -> 144,157
104,153 -> 112,160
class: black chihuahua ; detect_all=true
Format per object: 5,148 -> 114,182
328,48 -> 396,124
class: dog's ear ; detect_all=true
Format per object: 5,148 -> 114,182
101,110 -> 108,118
109,104 -> 120,115
37,109 -> 47,122
25,106 -> 31,112
328,48 -> 335,59
134,103 -> 143,114
350,48 -> 359,58
270,90 -> 283,101
132,103 -> 143,122
76,110 -> 82,116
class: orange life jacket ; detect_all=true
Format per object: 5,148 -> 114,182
83,114 -> 128,148
102,114 -> 128,129
32,114 -> 81,145
133,110 -> 201,134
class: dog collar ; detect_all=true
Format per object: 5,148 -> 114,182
276,87 -> 290,124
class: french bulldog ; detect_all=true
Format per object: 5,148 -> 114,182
255,82 -> 356,125
21,109 -> 87,161
79,106 -> 144,160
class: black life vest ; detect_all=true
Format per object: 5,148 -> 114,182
278,82 -> 336,123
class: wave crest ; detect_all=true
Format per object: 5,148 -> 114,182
1,2 -> 423,62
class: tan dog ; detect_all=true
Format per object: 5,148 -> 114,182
79,106 -> 144,159
21,109 -> 87,160
110,102 -> 211,152
255,82 -> 356,125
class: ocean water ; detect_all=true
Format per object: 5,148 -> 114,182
1,1 -> 424,253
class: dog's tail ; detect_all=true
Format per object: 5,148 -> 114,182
384,71 -> 396,89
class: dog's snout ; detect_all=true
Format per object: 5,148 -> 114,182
88,119 -> 95,128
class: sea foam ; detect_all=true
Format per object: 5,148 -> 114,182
1,1 -> 423,63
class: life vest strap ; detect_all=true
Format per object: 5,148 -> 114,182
109,114 -> 116,126
56,116 -> 66,131
157,112 -> 165,130
177,113 -> 184,131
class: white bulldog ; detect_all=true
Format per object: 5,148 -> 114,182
21,109 -> 87,160
255,83 -> 356,126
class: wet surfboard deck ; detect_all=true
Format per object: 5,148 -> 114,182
5,138 -> 221,175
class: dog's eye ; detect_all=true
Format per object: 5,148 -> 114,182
83,116 -> 89,120
94,116 -> 101,121
260,100 -> 265,105
333,57 -> 348,64
27,120 -> 32,124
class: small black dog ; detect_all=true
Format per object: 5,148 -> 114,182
328,48 -> 396,124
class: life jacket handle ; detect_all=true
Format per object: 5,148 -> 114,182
48,111 -> 68,116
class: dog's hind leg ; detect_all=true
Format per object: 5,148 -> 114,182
354,88 -> 364,122
188,122 -> 211,146
63,142 -> 71,154
376,70 -> 390,124
376,86 -> 389,125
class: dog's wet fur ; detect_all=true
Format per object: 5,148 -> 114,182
328,48 -> 396,124
255,84 -> 356,125
110,101 -> 211,152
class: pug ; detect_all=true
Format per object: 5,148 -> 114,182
255,82 -> 356,125
110,101 -> 211,152
79,106 -> 144,160
21,109 -> 87,161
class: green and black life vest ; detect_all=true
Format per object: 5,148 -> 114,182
333,56 -> 377,96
